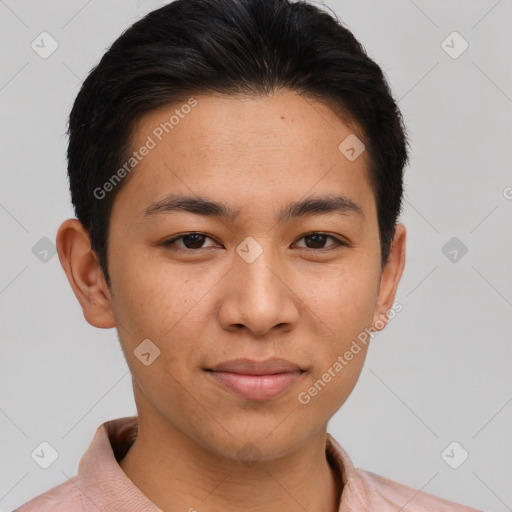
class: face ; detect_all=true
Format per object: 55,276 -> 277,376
60,90 -> 405,461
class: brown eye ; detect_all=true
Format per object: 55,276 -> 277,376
163,233 -> 218,251
180,234 -> 207,249
294,233 -> 344,250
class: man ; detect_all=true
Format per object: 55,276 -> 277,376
15,0 -> 481,510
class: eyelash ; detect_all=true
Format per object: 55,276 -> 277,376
161,232 -> 347,252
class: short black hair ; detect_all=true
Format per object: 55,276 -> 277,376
67,0 -> 409,287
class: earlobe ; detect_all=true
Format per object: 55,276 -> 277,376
372,223 -> 406,332
56,218 -> 116,329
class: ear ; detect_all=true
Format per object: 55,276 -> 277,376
56,218 -> 116,329
371,223 -> 406,332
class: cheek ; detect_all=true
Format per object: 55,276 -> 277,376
109,251 -> 215,389
296,259 -> 379,336
293,259 -> 377,400
315,350 -> 368,416
110,249 -> 209,340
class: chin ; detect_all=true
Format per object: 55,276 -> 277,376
193,420 -> 316,463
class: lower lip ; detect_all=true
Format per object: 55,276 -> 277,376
207,370 -> 303,401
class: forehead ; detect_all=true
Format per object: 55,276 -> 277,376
115,90 -> 375,222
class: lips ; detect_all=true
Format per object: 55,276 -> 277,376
208,357 -> 303,375
205,358 -> 305,401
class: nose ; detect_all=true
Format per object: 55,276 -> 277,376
216,247 -> 300,337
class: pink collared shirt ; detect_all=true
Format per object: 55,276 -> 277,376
14,416 -> 482,511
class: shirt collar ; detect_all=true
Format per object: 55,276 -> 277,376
76,416 -> 371,511
77,416 -> 161,511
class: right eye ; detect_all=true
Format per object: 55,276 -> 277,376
161,232 -> 220,251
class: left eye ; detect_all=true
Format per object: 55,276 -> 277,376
162,232 -> 344,251
293,233 -> 344,250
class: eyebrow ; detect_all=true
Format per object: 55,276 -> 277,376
141,193 -> 365,223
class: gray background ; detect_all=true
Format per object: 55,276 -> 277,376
1,0 -> 511,510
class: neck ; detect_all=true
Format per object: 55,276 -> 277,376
119,417 -> 343,512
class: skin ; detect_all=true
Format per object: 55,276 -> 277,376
56,90 -> 406,512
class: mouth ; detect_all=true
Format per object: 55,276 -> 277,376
204,358 -> 306,401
